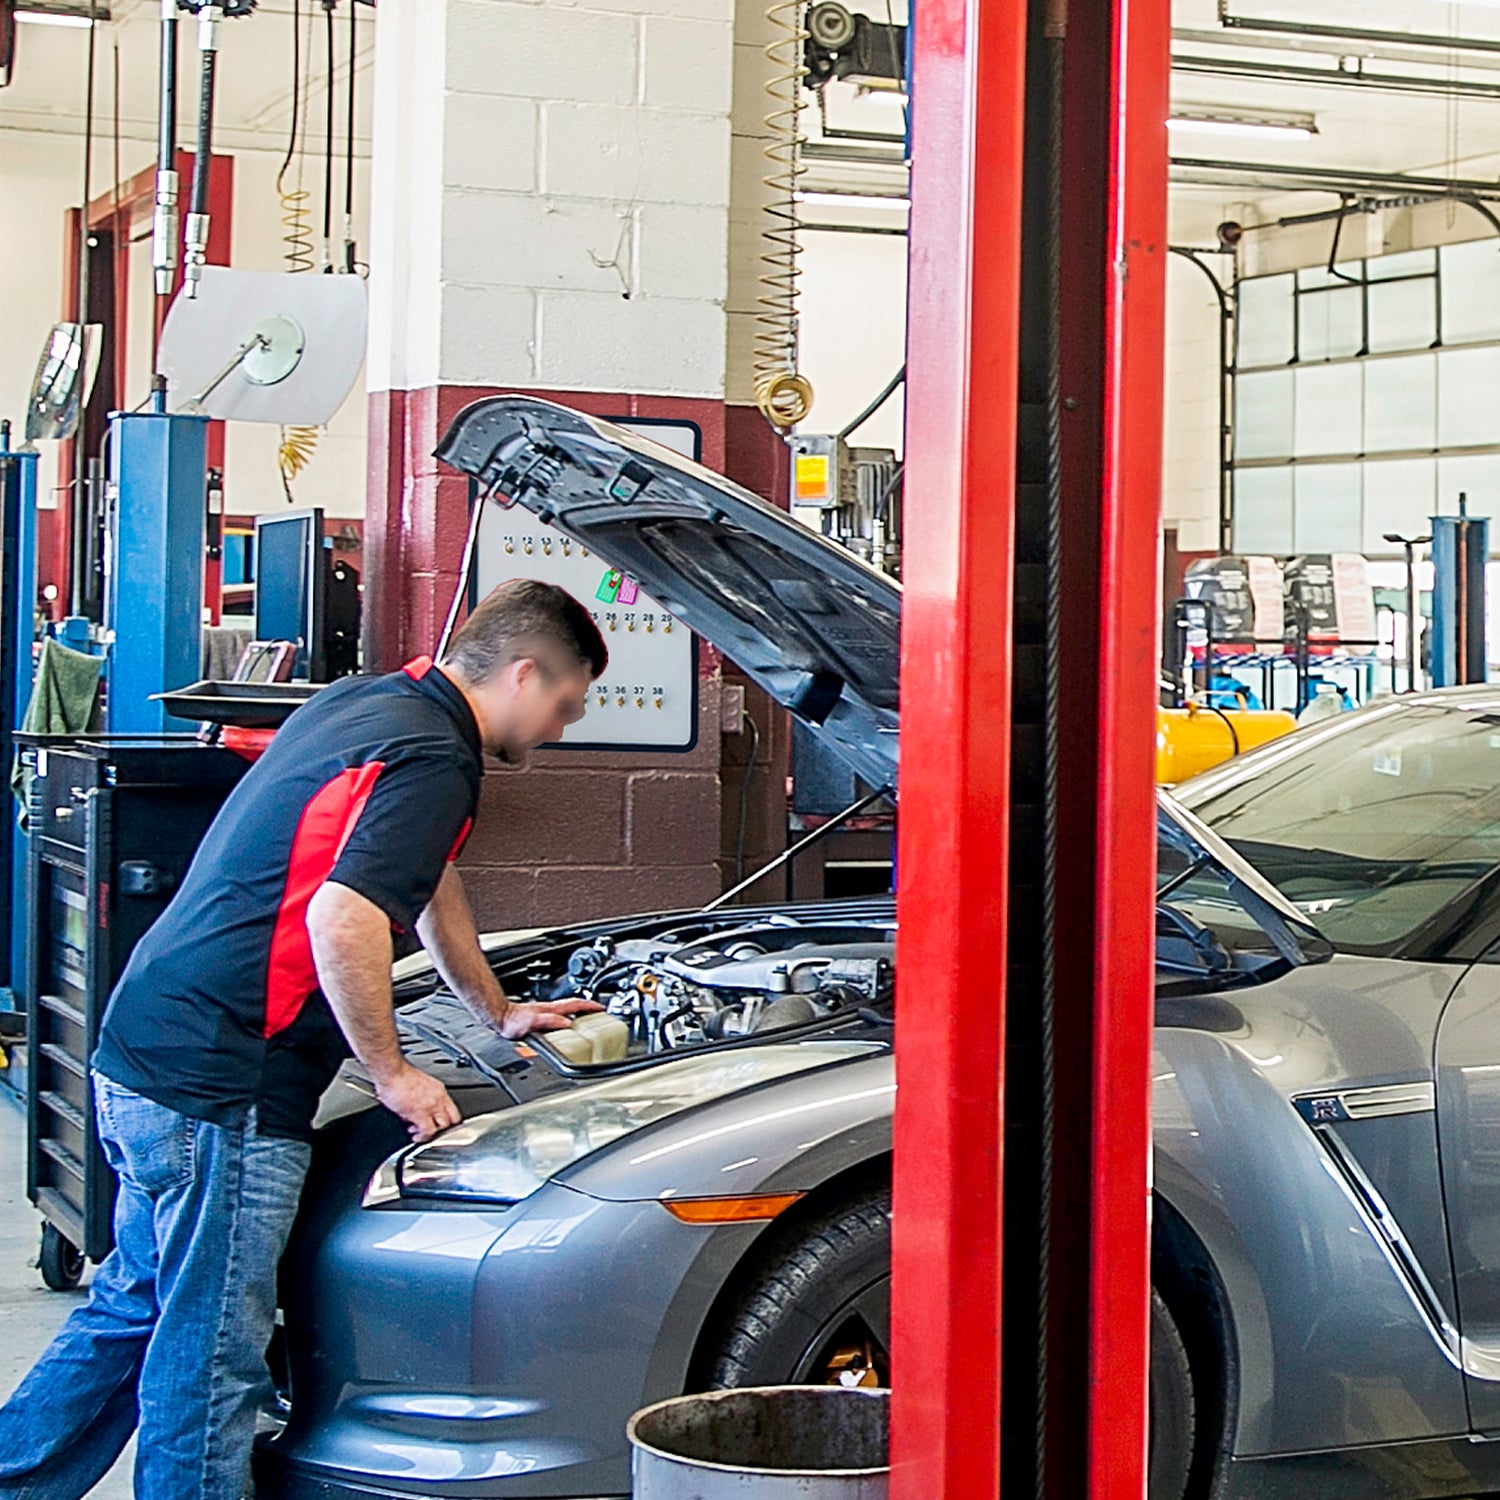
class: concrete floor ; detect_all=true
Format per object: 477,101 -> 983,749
0,1087 -> 135,1498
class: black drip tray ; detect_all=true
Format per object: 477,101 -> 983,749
151,680 -> 323,727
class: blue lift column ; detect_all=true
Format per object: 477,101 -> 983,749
106,409 -> 208,734
1,431 -> 39,1008
1430,494 -> 1489,688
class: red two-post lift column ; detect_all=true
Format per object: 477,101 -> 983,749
893,0 -> 1169,1493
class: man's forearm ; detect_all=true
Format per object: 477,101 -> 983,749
416,867 -> 512,1027
307,881 -> 404,1082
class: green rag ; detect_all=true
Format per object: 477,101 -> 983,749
10,639 -> 104,829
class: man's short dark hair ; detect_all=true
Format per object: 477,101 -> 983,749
443,579 -> 607,682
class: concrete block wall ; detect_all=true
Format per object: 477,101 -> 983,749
459,675 -> 725,926
368,0 -> 734,400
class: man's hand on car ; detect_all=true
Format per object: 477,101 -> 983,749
493,997 -> 605,1038
375,1062 -> 464,1142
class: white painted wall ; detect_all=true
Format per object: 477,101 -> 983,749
369,0 -> 734,401
796,228 -> 907,451
0,131 -> 83,512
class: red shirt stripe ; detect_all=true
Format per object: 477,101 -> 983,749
263,761 -> 385,1038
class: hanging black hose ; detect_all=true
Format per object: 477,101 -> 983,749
835,363 -> 905,441
344,0 -> 357,271
152,1 -> 179,298
1326,195 -> 1364,288
323,0 -> 335,267
181,4 -> 227,299
78,0 -> 98,325
190,46 -> 216,219
276,0 -> 302,193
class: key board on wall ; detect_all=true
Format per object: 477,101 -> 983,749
470,418 -> 700,752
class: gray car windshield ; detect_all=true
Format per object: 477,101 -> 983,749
1180,706 -> 1500,957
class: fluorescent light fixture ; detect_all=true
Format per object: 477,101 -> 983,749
1167,110 -> 1317,142
15,9 -> 97,25
794,191 -> 910,210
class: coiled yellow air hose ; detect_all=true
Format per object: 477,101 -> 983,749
754,0 -> 815,431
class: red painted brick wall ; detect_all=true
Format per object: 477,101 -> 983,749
459,675 -> 725,929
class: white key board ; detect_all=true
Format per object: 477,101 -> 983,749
471,418 -> 700,751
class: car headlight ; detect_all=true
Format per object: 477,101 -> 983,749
364,1042 -> 876,1208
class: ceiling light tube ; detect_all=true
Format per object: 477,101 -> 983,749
15,9 -> 97,25
1167,112 -> 1317,141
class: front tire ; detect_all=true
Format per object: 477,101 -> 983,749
709,1185 -> 892,1390
708,1187 -> 1200,1499
1150,1288 -> 1195,1500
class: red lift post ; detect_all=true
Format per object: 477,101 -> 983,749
892,0 -> 1169,1493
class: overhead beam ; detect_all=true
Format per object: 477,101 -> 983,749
1173,51 -> 1500,101
1219,7 -> 1500,58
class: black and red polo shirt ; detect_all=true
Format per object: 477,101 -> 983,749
93,657 -> 482,1140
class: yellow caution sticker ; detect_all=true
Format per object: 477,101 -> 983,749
794,452 -> 831,503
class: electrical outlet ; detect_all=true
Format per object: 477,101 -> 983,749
722,683 -> 746,736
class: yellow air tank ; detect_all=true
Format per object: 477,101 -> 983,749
1156,701 -> 1297,786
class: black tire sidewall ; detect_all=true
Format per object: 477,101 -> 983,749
710,1189 -> 1198,1500
711,1187 -> 892,1388
1149,1287 -> 1196,1500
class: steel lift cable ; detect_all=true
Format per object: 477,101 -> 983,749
754,0 -> 815,430
1035,5 -> 1066,1489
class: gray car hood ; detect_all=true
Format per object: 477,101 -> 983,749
435,396 -> 901,793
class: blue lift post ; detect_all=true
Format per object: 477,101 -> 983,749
106,408 -> 209,734
1,430 -> 39,1015
1430,494 -> 1490,688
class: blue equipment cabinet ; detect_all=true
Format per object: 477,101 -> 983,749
2,434 -> 39,1011
105,410 -> 209,733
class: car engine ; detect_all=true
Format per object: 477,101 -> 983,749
554,919 -> 895,1056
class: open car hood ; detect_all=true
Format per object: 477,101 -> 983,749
435,397 -> 901,794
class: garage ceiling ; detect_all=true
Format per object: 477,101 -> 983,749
6,1 -> 1500,225
0,0 -> 373,163
1172,0 -> 1500,189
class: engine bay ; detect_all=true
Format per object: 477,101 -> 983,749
524,915 -> 896,1065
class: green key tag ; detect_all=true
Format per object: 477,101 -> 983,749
596,569 -> 623,603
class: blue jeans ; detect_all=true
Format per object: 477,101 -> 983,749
0,1075 -> 311,1500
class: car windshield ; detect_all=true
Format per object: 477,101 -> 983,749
1178,705 -> 1500,957
1154,798 -> 1330,993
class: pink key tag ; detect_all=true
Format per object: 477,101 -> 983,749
617,577 -> 640,606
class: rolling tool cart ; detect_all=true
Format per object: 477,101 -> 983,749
18,736 -> 247,1289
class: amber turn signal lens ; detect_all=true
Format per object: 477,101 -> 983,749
661,1193 -> 806,1224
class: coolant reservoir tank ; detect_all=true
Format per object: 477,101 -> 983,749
549,1012 -> 631,1065
1156,702 -> 1296,786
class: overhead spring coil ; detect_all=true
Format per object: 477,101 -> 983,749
275,0 -> 319,502
754,0 -> 816,431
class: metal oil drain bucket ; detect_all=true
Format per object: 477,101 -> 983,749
629,1386 -> 889,1498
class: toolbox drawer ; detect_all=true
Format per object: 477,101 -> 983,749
30,749 -> 100,856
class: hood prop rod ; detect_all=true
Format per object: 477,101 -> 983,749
705,783 -> 892,912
